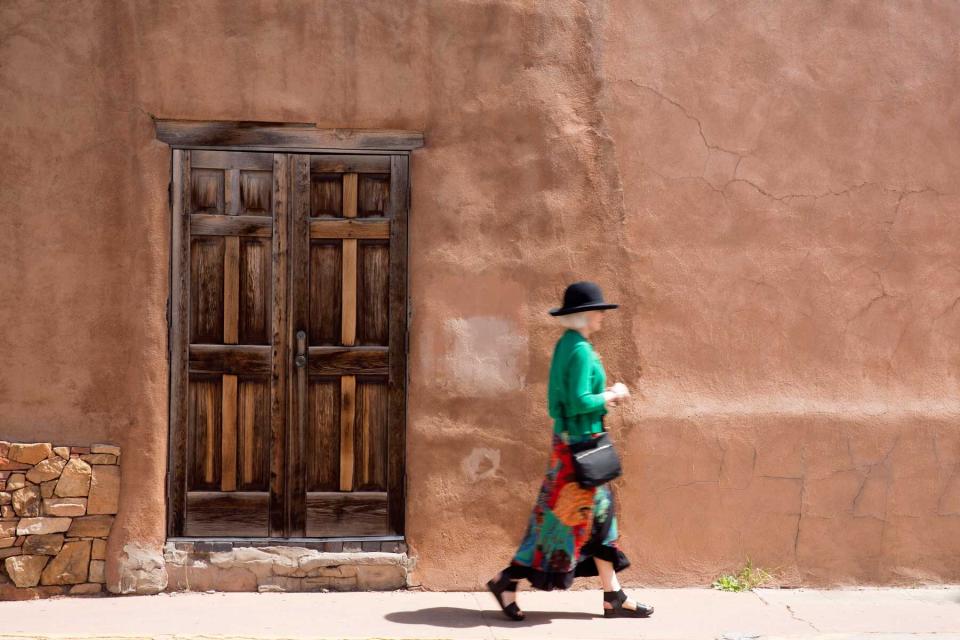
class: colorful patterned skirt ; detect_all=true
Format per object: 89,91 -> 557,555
504,432 -> 630,590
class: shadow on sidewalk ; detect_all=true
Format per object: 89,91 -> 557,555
385,607 -> 598,628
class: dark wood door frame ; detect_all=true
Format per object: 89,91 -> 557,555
158,120 -> 422,540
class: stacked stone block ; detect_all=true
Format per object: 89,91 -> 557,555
0,441 -> 119,599
164,542 -> 412,592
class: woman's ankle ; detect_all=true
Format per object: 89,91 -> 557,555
603,589 -> 636,610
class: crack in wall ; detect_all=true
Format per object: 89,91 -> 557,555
938,464 -> 960,515
628,80 -> 953,206
578,0 -> 643,391
630,79 -> 747,158
848,269 -> 895,324
794,442 -> 807,566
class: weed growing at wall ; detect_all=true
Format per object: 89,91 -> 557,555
711,558 -> 775,592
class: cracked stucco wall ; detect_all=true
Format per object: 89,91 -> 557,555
0,0 -> 957,591
592,0 -> 960,586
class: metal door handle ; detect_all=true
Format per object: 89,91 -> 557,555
295,330 -> 307,368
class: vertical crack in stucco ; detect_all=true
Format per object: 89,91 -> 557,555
793,441 -> 807,571
934,427 -> 960,516
578,0 -> 643,392
851,471 -> 870,514
874,434 -> 900,578
938,463 -> 960,515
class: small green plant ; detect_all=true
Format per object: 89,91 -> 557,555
711,558 -> 774,592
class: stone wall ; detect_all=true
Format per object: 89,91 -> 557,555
0,441 -> 120,599
164,541 -> 412,593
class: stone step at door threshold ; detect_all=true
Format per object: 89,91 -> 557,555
164,539 -> 414,593
169,536 -> 407,554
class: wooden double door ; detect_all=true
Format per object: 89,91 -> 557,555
167,149 -> 408,539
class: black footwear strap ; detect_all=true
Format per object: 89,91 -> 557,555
603,589 -> 628,606
493,572 -> 519,592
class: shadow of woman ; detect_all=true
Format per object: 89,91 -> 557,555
385,606 -> 599,629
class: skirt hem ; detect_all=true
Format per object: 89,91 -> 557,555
505,545 -> 631,591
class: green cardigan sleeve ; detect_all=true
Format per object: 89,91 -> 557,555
565,343 -> 606,416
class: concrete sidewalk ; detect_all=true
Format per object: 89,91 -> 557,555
0,587 -> 958,640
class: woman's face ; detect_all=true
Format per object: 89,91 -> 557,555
586,310 -> 605,333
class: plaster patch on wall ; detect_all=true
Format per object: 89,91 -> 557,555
461,447 -> 501,482
443,316 -> 527,396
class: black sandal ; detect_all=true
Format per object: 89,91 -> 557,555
487,572 -> 525,621
603,589 -> 654,618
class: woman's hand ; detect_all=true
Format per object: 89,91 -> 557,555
604,382 -> 630,408
603,390 -> 618,408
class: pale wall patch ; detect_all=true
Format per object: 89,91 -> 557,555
461,447 -> 501,482
443,316 -> 527,396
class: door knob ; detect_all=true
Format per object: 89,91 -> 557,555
295,330 -> 307,368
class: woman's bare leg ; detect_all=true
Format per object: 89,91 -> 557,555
595,558 -> 638,610
495,570 -> 520,605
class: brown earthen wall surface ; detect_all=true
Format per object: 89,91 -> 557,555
0,1 -> 957,590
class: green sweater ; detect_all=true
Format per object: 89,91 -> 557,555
548,328 -> 607,441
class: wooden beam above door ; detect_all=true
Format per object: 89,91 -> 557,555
154,119 -> 424,152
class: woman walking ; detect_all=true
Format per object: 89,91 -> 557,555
486,281 -> 654,620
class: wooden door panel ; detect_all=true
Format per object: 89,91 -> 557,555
191,149 -> 274,171
358,240 -> 389,346
191,215 -> 273,237
236,378 -> 271,491
188,344 -> 272,376
308,240 -> 342,345
289,154 -> 407,538
191,169 -> 225,214
185,492 -> 269,537
187,376 -> 222,491
305,492 -> 387,537
385,155 -> 409,535
239,171 -> 272,215
309,219 -> 390,239
310,174 -> 343,217
306,346 -> 388,376
170,149 -> 285,538
238,237 -> 272,344
309,154 -> 390,174
357,174 -> 389,216
354,379 -> 388,491
305,379 -> 340,492
189,237 -> 225,344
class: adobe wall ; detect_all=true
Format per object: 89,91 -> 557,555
0,1 -> 956,592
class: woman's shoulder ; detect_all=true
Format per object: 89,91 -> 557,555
554,329 -> 585,351
556,334 -> 597,365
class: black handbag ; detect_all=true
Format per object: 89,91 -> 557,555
560,403 -> 623,488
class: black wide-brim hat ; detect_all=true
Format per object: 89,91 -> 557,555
549,280 -> 619,316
